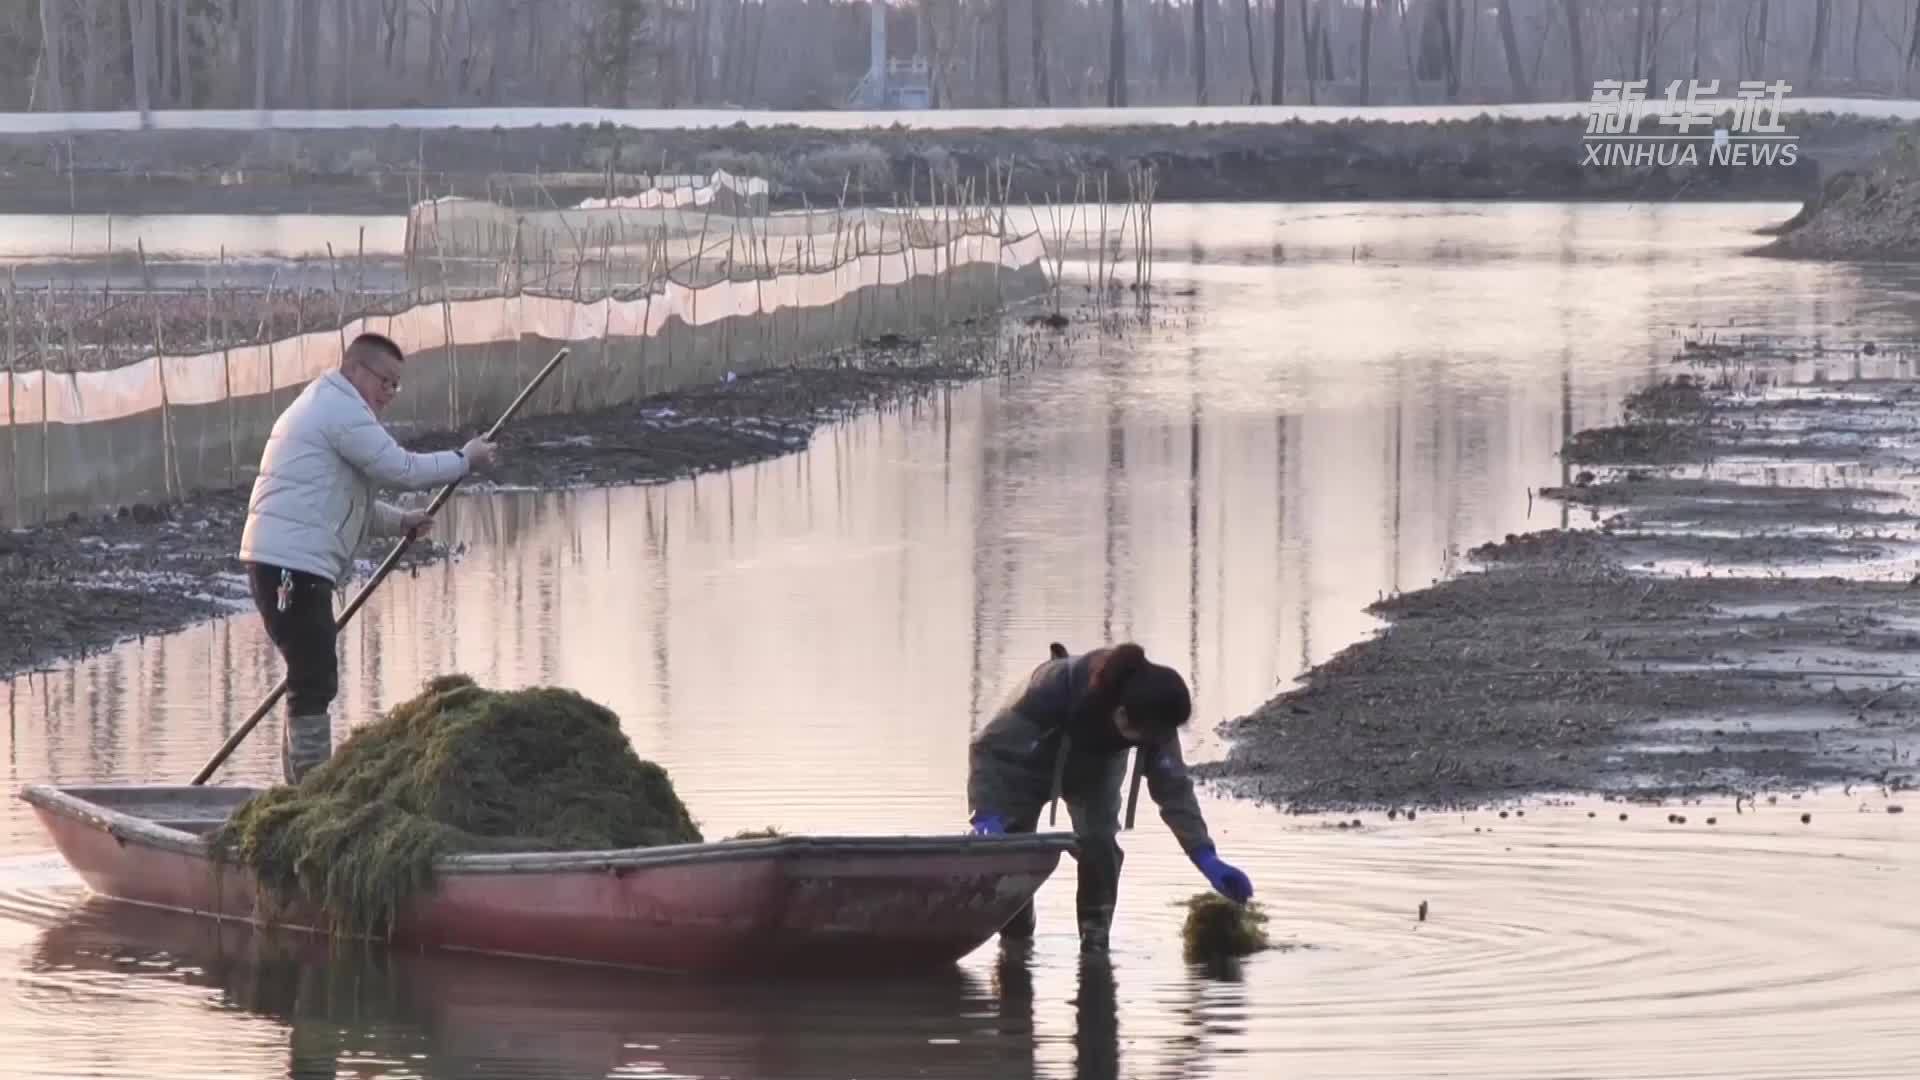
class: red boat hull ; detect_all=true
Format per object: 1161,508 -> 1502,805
20,784 -> 1074,975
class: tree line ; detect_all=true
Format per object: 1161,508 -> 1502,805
9,1 -> 1920,115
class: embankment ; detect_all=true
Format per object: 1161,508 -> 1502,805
1197,357 -> 1920,813
0,216 -> 1048,529
8,113 -> 1904,215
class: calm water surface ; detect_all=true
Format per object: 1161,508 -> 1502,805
5,202 -> 1920,1078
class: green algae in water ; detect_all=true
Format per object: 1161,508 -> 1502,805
210,674 -> 703,941
1180,892 -> 1270,962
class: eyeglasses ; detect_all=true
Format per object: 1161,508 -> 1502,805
359,365 -> 402,393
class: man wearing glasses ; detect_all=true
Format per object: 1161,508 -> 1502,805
238,332 -> 498,783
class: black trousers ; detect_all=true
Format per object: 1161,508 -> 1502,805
245,561 -> 339,716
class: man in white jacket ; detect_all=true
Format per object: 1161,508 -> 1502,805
238,332 -> 498,782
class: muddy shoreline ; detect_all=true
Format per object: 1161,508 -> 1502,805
8,115 -> 1898,215
1198,359 -> 1920,814
0,312 -> 1060,680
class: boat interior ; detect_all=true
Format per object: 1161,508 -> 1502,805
48,785 -> 264,836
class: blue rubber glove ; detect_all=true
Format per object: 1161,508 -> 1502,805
1192,846 -> 1253,903
970,812 -> 1006,836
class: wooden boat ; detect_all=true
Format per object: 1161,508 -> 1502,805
18,782 -> 1075,975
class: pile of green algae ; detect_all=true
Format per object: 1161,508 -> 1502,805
209,674 -> 704,939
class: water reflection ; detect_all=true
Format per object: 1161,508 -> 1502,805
1074,952 -> 1121,1080
11,203 -> 1920,851
10,202 -> 1920,1077
23,895 -> 1044,1080
11,891 -> 1266,1080
0,213 -> 406,261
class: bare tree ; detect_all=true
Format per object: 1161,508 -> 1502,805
1241,0 -> 1261,102
1359,0 -> 1374,104
253,0 -> 271,109
337,0 -> 355,107
1496,0 -> 1529,100
1192,0 -> 1206,103
1850,0 -> 1864,85
37,0 -> 63,110
1300,0 -> 1315,103
1907,0 -> 1920,93
995,0 -> 1010,104
175,0 -> 193,104
1270,0 -> 1284,103
17,0 -> 1920,114
157,0 -> 172,106
1748,0 -> 1771,81
1691,0 -> 1704,81
80,0 -> 103,109
127,0 -> 154,114
1807,0 -> 1833,90
1033,0 -> 1050,104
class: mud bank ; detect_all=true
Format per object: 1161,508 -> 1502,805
0,317 -> 1054,680
7,115 -> 1895,215
1199,365 -> 1920,813
1756,135 -> 1920,260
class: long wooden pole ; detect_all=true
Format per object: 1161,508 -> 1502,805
190,346 -> 571,785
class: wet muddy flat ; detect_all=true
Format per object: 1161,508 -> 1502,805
0,113 -> 1863,216
1203,358 -> 1920,813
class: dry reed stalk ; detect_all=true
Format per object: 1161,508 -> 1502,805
35,283 -> 50,511
293,283 -> 308,420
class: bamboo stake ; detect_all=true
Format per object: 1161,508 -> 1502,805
257,269 -> 280,418
37,283 -> 49,516
137,240 -> 178,501
5,270 -> 15,527
327,241 -> 347,357
432,196 -> 459,427
294,283 -> 308,421
441,279 -> 458,429
220,248 -> 234,489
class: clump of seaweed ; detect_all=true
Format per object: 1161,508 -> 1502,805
727,826 -> 786,840
1180,892 -> 1270,962
209,673 -> 703,940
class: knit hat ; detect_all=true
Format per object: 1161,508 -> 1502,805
1073,643 -> 1192,746
1119,659 -> 1192,732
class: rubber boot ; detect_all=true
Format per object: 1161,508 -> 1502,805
282,709 -> 332,785
1078,918 -> 1111,954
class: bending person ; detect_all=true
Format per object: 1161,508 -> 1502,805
967,641 -> 1253,952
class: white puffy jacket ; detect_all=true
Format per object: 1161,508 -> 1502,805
238,369 -> 469,585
